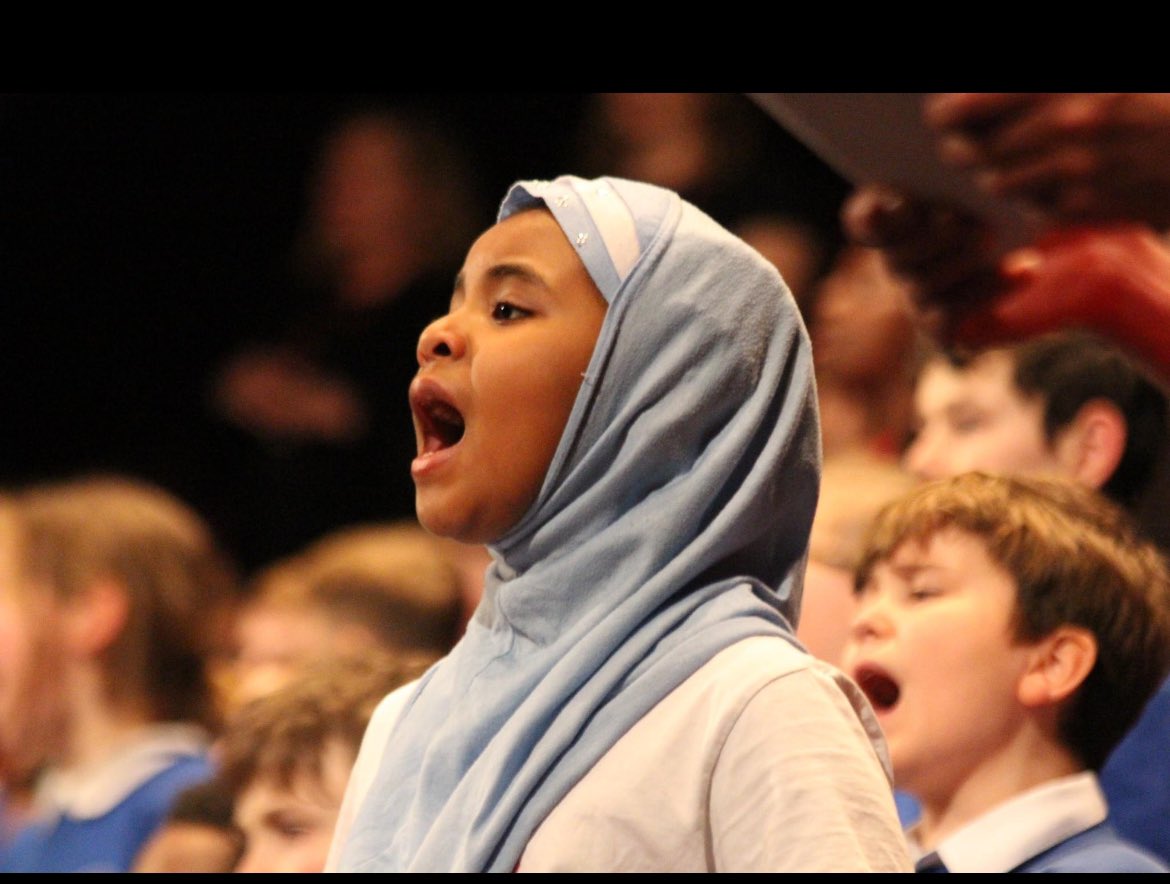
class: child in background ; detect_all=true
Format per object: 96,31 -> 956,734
327,174 -> 910,871
842,472 -> 1170,872
216,653 -> 430,872
0,475 -> 238,873
905,329 -> 1167,511
130,779 -> 244,873
901,329 -> 1170,860
809,244 -> 924,461
225,519 -> 462,716
798,449 -> 920,665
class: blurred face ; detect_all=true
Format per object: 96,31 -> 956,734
840,529 -> 1034,806
811,247 -> 917,383
131,822 -> 243,874
600,92 -> 708,142
0,519 -> 66,781
233,739 -> 353,874
227,605 -> 337,715
312,118 -> 422,252
904,352 -> 1068,482
409,209 -> 607,544
735,216 -> 825,312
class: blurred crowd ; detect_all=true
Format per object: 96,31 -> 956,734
2,92 -> 1169,872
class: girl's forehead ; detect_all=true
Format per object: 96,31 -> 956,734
461,210 -> 594,293
498,176 -> 674,305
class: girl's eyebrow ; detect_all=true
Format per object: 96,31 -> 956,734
452,263 -> 550,297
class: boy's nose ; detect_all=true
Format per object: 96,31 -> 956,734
903,431 -> 945,481
848,594 -> 893,644
417,315 -> 466,366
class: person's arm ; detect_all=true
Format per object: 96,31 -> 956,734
708,661 -> 912,872
953,225 -> 1170,386
838,91 -> 1170,384
840,184 -> 1006,338
842,187 -> 1170,386
925,93 -> 1170,229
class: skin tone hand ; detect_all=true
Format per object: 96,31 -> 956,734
840,184 -> 1006,339
840,93 -> 1170,326
841,93 -> 1170,378
925,93 -> 1170,229
214,348 -> 368,443
842,185 -> 1170,384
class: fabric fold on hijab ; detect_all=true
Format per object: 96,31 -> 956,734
336,175 -> 822,872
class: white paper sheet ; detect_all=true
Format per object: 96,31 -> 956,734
751,92 -> 1045,254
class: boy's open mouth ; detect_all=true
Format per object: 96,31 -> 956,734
412,386 -> 466,453
853,664 -> 901,713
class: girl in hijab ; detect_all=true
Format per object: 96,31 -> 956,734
326,175 -> 911,872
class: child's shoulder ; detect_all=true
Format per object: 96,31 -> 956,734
0,750 -> 213,874
1015,822 -> 1170,873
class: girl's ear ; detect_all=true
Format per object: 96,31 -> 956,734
61,578 -> 130,658
1052,398 -> 1127,492
1017,625 -> 1098,708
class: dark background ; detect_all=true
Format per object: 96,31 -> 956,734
5,93 -> 1169,560
0,93 -> 850,567
0,94 -> 585,481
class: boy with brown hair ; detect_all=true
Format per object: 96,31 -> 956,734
905,328 -> 1168,510
842,471 -> 1170,872
902,329 -> 1170,861
216,652 -> 431,873
225,519 -> 464,716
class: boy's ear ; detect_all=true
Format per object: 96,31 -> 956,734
61,578 -> 131,658
1052,399 -> 1127,492
1017,626 -> 1098,709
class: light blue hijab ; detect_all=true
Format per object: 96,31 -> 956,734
336,175 -> 821,872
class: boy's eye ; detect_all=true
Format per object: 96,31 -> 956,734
274,819 -> 313,841
492,301 -> 530,322
948,411 -> 986,434
907,586 -> 941,601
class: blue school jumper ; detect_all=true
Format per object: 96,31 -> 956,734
0,752 -> 212,872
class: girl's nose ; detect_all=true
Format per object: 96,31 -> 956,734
417,314 -> 467,366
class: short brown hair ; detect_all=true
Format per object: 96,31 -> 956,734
855,471 -> 1170,770
247,520 -> 465,657
11,474 -> 239,729
216,652 -> 431,796
934,330 -> 1168,507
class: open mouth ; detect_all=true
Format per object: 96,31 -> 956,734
853,664 -> 901,713
412,385 -> 465,454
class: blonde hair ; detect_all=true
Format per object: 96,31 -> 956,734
248,520 -> 464,656
856,471 -> 1170,769
810,450 -> 920,571
217,652 -> 431,795
12,474 -> 238,728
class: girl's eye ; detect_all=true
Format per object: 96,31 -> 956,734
492,301 -> 530,322
908,587 -> 941,602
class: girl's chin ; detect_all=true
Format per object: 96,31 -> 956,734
415,499 -> 486,546
415,497 -> 528,549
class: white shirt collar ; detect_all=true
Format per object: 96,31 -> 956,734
907,772 -> 1108,873
35,723 -> 209,820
